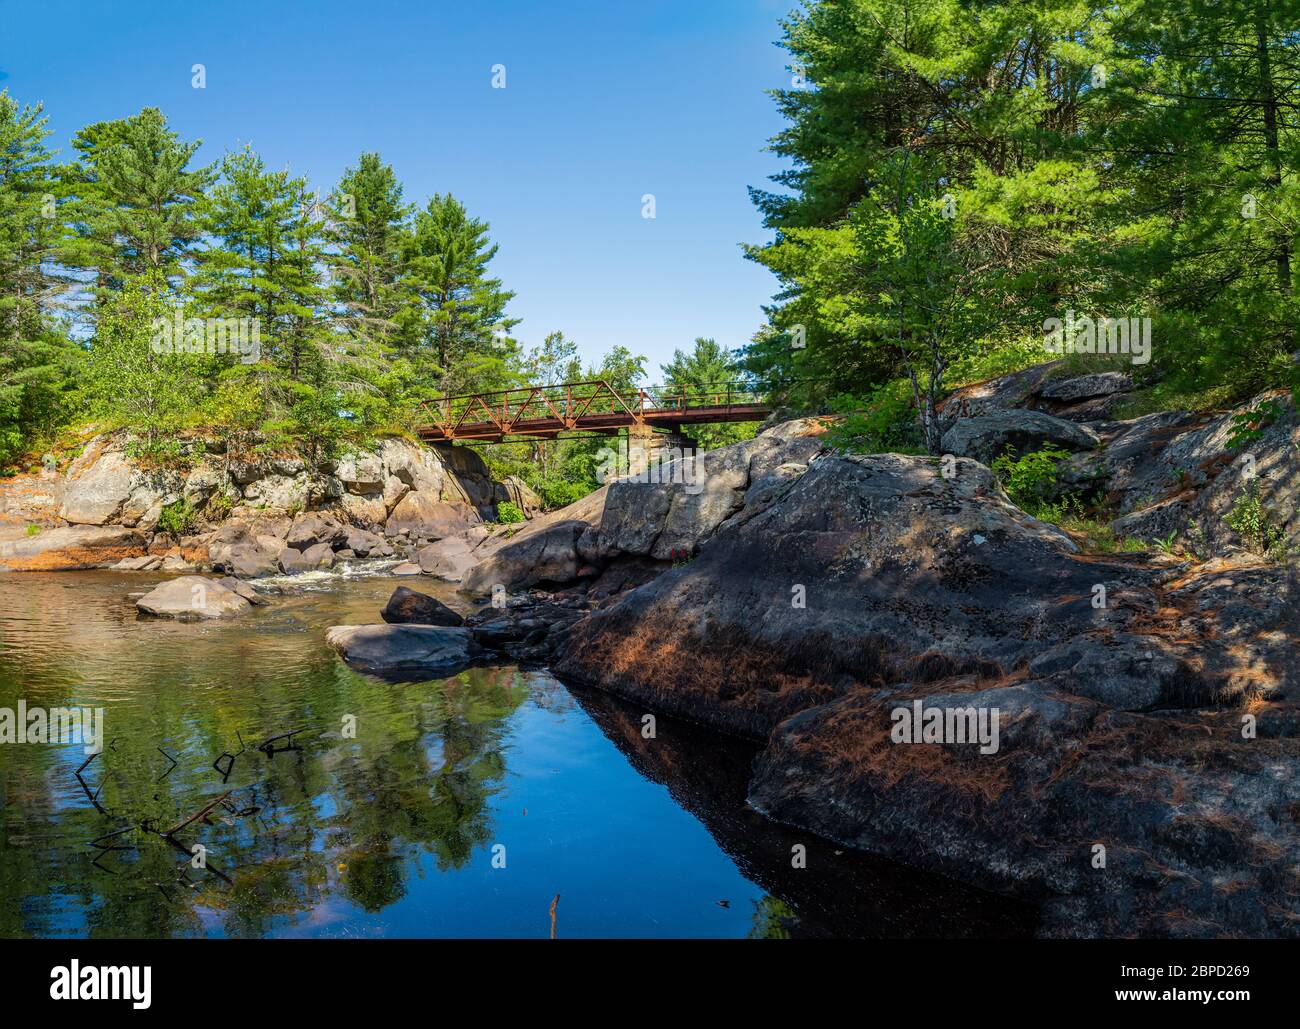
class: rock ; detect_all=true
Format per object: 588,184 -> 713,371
461,520 -> 586,597
435,444 -> 497,514
417,537 -> 479,582
59,445 -> 134,525
159,555 -> 194,572
940,409 -> 1099,464
136,576 -> 252,620
1058,390 -> 1299,552
222,542 -> 279,578
301,542 -> 335,569
937,361 -> 1065,425
1038,371 -> 1131,403
344,528 -> 385,557
182,463 -> 225,508
336,452 -> 386,494
111,554 -> 164,572
325,624 -> 480,677
285,512 -> 348,550
391,562 -> 422,576
382,474 -> 410,512
340,491 -> 388,530
497,475 -> 543,516
242,473 -> 308,511
384,491 -> 480,538
278,547 -> 312,574
0,525 -> 148,571
380,586 -> 464,626
549,437 -> 1297,938
227,458 -> 265,485
458,419 -> 828,596
378,439 -> 444,494
217,576 -> 267,606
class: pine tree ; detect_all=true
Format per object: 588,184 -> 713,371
0,90 -> 78,467
63,107 -> 211,291
400,193 -> 518,396
326,152 -> 411,348
659,337 -> 755,448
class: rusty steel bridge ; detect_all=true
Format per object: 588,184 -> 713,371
416,380 -> 773,444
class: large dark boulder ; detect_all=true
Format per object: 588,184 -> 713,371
551,450 -> 1298,937
380,586 -> 463,626
940,409 -> 1099,464
325,624 -> 479,678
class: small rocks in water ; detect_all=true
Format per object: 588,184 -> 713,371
217,576 -> 268,606
381,586 -> 463,627
301,542 -> 335,569
223,542 -> 279,578
277,547 -> 312,574
325,624 -> 480,677
136,576 -> 252,620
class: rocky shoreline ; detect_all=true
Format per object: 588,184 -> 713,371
2,364 -> 1296,937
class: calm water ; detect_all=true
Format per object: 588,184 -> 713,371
0,569 -> 1034,938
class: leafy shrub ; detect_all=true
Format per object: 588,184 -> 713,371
825,384 -> 920,454
156,498 -> 196,537
496,501 -> 525,524
1226,399 -> 1285,451
991,445 -> 1072,513
24,524 -> 40,537
534,478 -> 591,510
1225,482 -> 1291,561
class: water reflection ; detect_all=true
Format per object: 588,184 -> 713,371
0,571 -> 1033,938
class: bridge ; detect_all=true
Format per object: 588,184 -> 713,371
416,380 -> 773,444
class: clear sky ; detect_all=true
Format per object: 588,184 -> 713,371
1,0 -> 799,378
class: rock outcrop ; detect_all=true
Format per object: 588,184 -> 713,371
459,419 -> 828,597
0,430 -> 510,575
547,444 -> 1298,937
0,525 -> 148,571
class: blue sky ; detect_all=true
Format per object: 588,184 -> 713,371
1,0 -> 799,378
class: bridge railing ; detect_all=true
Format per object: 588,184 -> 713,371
418,379 -> 774,439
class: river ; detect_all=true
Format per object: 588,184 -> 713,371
0,568 -> 1034,938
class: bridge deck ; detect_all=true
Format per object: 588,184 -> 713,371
416,381 -> 771,443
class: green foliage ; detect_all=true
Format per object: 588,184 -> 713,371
0,91 -> 79,469
24,523 -> 40,537
1225,481 -> 1292,562
1226,400 -> 1285,451
63,106 -> 212,288
155,498 -> 195,537
659,337 -> 759,449
991,446 -> 1073,514
824,383 -> 919,454
399,193 -> 518,396
495,501 -> 525,524
742,0 -> 1300,417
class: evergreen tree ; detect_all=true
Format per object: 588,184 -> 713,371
659,337 -> 756,448
0,91 -> 78,468
63,107 -> 211,291
400,193 -> 518,395
326,152 -> 411,348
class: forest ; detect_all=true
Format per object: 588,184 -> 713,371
1,0 -> 1297,501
